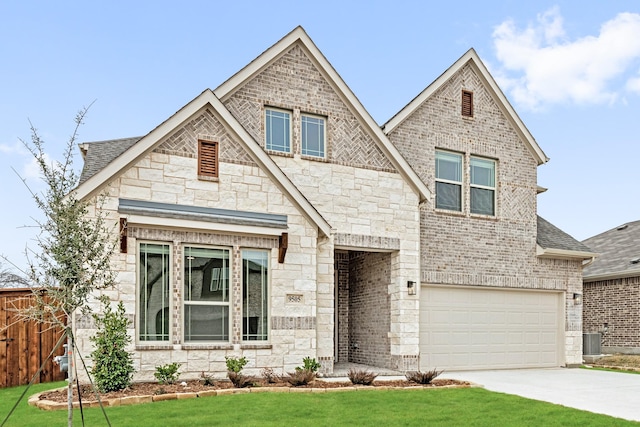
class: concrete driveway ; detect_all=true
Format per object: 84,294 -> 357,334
444,368 -> 640,422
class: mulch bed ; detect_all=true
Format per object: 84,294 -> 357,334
38,378 -> 470,404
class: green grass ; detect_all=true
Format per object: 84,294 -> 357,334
1,382 -> 637,426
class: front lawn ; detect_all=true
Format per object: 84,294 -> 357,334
1,382 -> 635,426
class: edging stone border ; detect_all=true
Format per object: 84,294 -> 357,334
29,382 -> 479,411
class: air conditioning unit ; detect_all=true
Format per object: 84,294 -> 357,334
583,333 -> 601,355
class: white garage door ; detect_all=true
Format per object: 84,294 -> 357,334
420,285 -> 563,371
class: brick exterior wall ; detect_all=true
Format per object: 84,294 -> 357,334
348,251 -> 392,367
584,277 -> 640,351
387,63 -> 584,365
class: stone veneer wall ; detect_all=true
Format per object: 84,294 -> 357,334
584,277 -> 640,352
387,63 -> 584,365
74,105 -> 327,381
348,251 -> 392,368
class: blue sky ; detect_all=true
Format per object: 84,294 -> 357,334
1,1 -> 639,271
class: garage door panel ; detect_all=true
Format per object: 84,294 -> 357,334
420,286 -> 562,371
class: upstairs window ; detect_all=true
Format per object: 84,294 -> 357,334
265,108 -> 291,153
198,140 -> 219,178
435,151 -> 463,211
301,114 -> 326,158
470,157 -> 496,216
462,90 -> 473,117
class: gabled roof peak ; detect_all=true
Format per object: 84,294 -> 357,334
383,48 -> 549,166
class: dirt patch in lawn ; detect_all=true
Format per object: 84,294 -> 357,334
589,354 -> 640,371
36,377 -> 470,407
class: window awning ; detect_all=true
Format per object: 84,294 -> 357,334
118,199 -> 287,229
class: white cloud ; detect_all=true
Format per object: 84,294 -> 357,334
0,142 -> 27,155
492,7 -> 640,110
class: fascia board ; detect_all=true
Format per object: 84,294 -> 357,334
383,49 -> 549,166
536,244 -> 598,261
584,269 -> 640,283
214,27 -> 430,203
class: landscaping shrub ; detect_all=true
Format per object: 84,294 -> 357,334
405,369 -> 443,384
199,371 -> 215,386
90,298 -> 135,393
347,368 -> 378,385
286,368 -> 316,386
154,362 -> 181,385
300,356 -> 321,373
261,367 -> 281,384
225,356 -> 253,388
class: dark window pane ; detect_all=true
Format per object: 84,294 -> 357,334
242,250 -> 269,341
436,182 -> 462,211
471,187 -> 495,215
184,305 -> 229,341
139,243 -> 171,341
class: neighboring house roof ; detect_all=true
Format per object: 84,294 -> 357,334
74,89 -> 332,237
78,137 -> 141,184
382,48 -> 549,166
214,26 -> 430,203
536,216 -> 596,261
582,220 -> 640,281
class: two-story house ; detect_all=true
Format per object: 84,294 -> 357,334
73,27 -> 593,380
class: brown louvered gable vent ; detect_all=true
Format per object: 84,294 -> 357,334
198,139 -> 218,177
462,90 -> 473,117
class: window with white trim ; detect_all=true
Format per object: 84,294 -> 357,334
183,247 -> 230,342
242,249 -> 269,341
435,150 -> 463,211
470,156 -> 496,216
138,243 -> 171,342
265,108 -> 291,153
301,114 -> 326,158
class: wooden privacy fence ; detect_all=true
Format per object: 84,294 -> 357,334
0,288 -> 66,388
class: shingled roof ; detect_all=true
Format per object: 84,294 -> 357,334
582,220 -> 640,281
78,136 -> 141,184
537,216 -> 593,254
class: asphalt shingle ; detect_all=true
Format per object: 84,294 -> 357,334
537,216 -> 592,253
582,220 -> 640,279
79,137 -> 141,184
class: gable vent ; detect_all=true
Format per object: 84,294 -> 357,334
198,140 -> 219,178
462,90 -> 473,117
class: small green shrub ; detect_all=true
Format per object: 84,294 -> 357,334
225,356 -> 248,373
297,356 -> 321,373
347,368 -> 378,385
406,368 -> 443,385
286,368 -> 316,386
154,362 -> 181,385
89,298 -> 135,393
